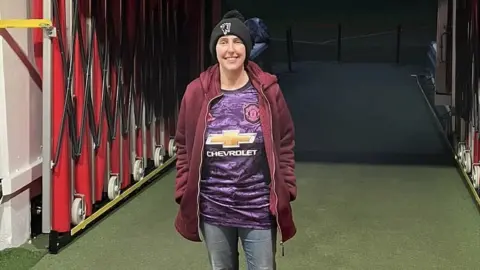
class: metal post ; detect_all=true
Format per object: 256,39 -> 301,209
396,24 -> 402,64
42,0 -> 53,234
87,2 -> 96,205
150,114 -> 156,161
286,27 -> 293,72
130,94 -> 137,168
337,23 -> 342,62
141,95 -> 147,166
119,110 -> 124,187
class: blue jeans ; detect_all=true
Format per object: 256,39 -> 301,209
200,221 -> 277,270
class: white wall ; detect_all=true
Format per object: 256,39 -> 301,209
0,0 -> 43,251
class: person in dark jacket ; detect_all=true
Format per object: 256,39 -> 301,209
174,10 -> 296,270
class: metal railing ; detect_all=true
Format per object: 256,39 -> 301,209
281,22 -> 432,71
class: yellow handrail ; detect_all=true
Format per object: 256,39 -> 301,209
0,19 -> 52,29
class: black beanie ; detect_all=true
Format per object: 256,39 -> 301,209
209,10 -> 253,62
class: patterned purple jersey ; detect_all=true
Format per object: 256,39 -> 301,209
200,81 -> 272,229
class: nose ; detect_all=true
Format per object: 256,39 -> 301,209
226,41 -> 234,53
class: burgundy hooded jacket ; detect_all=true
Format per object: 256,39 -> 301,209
173,61 -> 297,244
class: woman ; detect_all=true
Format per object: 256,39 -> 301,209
174,10 -> 297,270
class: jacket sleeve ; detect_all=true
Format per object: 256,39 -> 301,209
174,94 -> 189,204
276,86 -> 297,202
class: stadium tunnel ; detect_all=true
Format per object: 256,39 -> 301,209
0,0 -> 479,268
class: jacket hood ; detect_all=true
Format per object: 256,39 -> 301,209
198,61 -> 278,96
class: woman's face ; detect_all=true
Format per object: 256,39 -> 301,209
216,35 -> 246,71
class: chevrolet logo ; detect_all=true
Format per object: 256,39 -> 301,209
206,130 -> 256,148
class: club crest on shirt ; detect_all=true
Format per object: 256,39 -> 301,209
244,103 -> 260,124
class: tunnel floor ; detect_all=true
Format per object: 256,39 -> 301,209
28,62 -> 480,269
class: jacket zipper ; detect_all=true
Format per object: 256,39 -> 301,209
197,94 -> 223,241
259,86 -> 284,256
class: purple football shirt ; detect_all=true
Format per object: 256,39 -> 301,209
199,81 -> 273,229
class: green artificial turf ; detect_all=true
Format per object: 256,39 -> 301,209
0,247 -> 46,270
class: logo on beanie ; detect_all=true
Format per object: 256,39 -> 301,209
220,22 -> 231,35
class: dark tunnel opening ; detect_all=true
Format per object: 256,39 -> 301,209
226,0 -> 453,166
